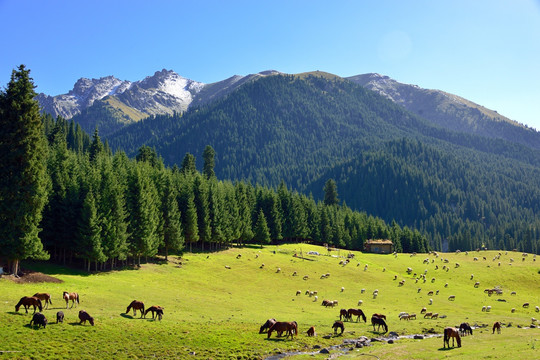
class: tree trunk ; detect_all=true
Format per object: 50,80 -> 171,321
11,259 -> 20,276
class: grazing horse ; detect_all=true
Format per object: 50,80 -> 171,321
259,318 -> 276,334
332,320 -> 344,335
144,305 -> 164,320
56,311 -> 64,324
339,308 -> 350,321
267,321 -> 297,339
443,327 -> 461,348
78,310 -> 94,326
126,300 -> 145,317
372,313 -> 386,320
493,321 -> 501,334
15,296 -> 43,314
29,312 -> 48,328
32,293 -> 52,309
371,315 -> 388,333
306,326 -> 316,337
459,322 -> 473,336
347,308 -> 367,323
63,292 -> 79,309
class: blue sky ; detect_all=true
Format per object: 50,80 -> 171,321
1,0 -> 539,130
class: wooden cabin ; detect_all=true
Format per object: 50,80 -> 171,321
364,239 -> 393,254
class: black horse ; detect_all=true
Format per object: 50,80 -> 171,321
332,320 -> 344,335
459,322 -> 473,336
371,315 -> 388,333
30,312 -> 48,328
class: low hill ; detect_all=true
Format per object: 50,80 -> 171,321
2,244 -> 539,359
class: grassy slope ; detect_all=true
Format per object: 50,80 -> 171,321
1,244 -> 539,359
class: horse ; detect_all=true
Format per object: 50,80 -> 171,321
267,321 -> 297,339
56,311 -> 64,324
347,308 -> 367,322
372,313 -> 386,320
306,326 -> 316,337
15,296 -> 43,314
144,305 -> 164,320
339,308 -> 350,321
126,300 -> 145,317
63,292 -> 79,309
78,310 -> 94,326
371,315 -> 388,333
459,322 -> 473,336
443,327 -> 461,348
492,321 -> 501,334
29,312 -> 48,328
32,293 -> 52,309
332,320 -> 344,335
259,318 -> 276,334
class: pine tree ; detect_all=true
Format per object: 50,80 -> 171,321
0,65 -> 50,275
254,209 -> 271,248
89,128 -> 104,163
161,172 -> 184,259
76,190 -> 105,271
324,179 -> 339,206
202,145 -> 216,179
180,153 -> 197,175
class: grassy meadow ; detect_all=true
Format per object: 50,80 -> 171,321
1,244 -> 539,359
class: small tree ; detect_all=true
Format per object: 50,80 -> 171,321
323,179 -> 339,206
254,210 -> 271,248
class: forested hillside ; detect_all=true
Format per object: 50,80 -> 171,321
105,74 -> 540,253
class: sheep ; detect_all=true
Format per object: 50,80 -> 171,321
511,291 -> 516,296
341,287 -> 345,292
260,263 -> 265,269
420,307 -> 427,314
482,306 -> 486,312
361,288 -> 366,294
474,257 -> 479,261
535,306 -> 539,312
399,313 -> 410,320
383,267 -> 386,272
431,278 -> 436,283
292,271 -> 297,276
236,254 -> 241,259
423,312 -> 433,318
532,318 -> 538,323
429,298 -> 433,305
406,267 -> 413,274
313,296 -> 318,302
320,274 -> 326,279
448,295 -> 456,301
427,291 -> 434,296
470,274 -> 474,280
312,291 -> 318,296
455,263 -> 460,268
510,258 -> 514,262
511,308 -> 516,313
276,268 -> 281,273
431,313 -> 439,319
436,290 -> 440,295
474,282 -> 480,288
303,275 -> 309,280
357,300 -> 363,306
373,289 -> 379,295
408,314 -> 417,320
364,265 -> 368,271
225,265 -> 231,269
417,288 -> 422,293
444,283 -> 448,288
498,262 -> 501,266
399,280 -> 405,286
486,306 -> 492,312
394,275 -> 398,280
523,303 -> 530,308
309,291 -> 315,297
296,290 -> 301,296
424,269 -> 428,274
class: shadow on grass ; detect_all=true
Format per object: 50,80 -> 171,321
265,337 -> 295,342
120,313 -> 145,319
438,347 -> 459,351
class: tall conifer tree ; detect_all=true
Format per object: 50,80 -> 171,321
0,65 -> 49,275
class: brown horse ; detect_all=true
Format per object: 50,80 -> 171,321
79,310 -> 94,326
372,313 -> 386,320
339,308 -> 350,321
267,321 -> 297,339
332,320 -> 344,335
32,293 -> 52,309
493,321 -> 501,334
459,322 -> 473,336
443,327 -> 461,348
371,315 -> 388,333
306,326 -> 316,337
144,305 -> 164,320
15,296 -> 43,314
259,318 -> 276,334
63,292 -> 79,309
126,300 -> 145,317
347,308 -> 367,322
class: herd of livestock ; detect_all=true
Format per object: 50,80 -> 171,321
13,292 -> 163,329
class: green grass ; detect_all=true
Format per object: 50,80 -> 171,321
1,245 -> 539,359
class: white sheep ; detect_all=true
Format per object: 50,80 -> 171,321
535,306 -> 539,312
313,295 -> 318,302
429,298 -> 433,305
448,295 -> 455,301
361,288 -> 366,293
482,306 -> 486,312
296,290 -> 301,296
276,268 -> 281,273
358,300 -> 363,306
486,306 -> 492,312
341,286 -> 345,292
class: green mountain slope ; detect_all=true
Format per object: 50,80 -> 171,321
106,73 -> 540,252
